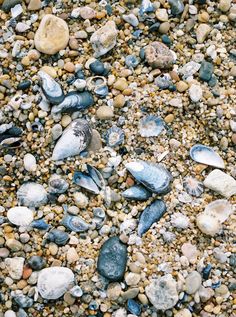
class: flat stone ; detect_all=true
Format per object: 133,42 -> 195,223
199,61 -> 214,82
97,236 -> 127,281
90,21 -> 118,57
145,274 -> 178,310
96,106 -> 114,120
196,24 -> 211,43
34,14 -> 69,55
145,42 -> 175,69
5,257 -> 24,280
204,169 -> 236,198
28,0 -> 41,10
185,271 -> 202,294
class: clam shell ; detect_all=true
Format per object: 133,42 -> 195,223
139,115 -> 165,137
73,171 -> 100,194
125,160 -> 172,194
204,199 -> 232,223
17,182 -> 48,208
104,126 -> 125,147
190,144 -> 225,169
122,184 -> 152,201
52,119 -> 92,161
37,267 -> 74,300
138,199 -> 166,236
31,219 -> 49,230
7,206 -> 34,226
61,214 -> 90,232
38,71 -> 64,104
51,91 -> 94,114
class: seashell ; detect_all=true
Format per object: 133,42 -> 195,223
125,55 -> 140,68
122,184 -> 152,201
87,76 -> 108,98
17,182 -> 48,208
196,213 -> 221,236
105,126 -> 125,147
73,171 -> 100,194
45,229 -> 69,246
13,294 -> 33,308
183,177 -> 204,197
31,219 -> 49,230
140,0 -> 154,15
69,285 -> 83,298
48,174 -> 69,194
7,206 -> 34,226
93,207 -> 106,229
139,115 -> 165,137
190,144 -> 225,169
38,71 -> 64,104
170,212 -> 190,229
61,214 -> 90,232
31,121 -> 44,132
23,153 -> 37,172
0,136 -> 21,148
52,119 -> 92,161
125,160 -> 172,194
204,199 -> 232,223
37,267 -> 74,300
0,124 -> 22,148
138,199 -> 167,236
51,91 -> 94,114
87,164 -> 105,189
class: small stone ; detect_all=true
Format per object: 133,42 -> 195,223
112,308 -> 127,317
41,66 -> 57,78
4,311 -> 16,317
145,42 -> 174,69
90,21 -> 118,57
107,283 -> 122,300
5,257 -> 24,280
181,243 -> 198,261
122,288 -> 139,300
189,84 -> 202,102
16,22 -> 30,32
185,271 -> 202,294
125,272 -> 141,286
159,22 -> 170,34
1,0 -> 21,12
96,106 -> 114,120
123,13 -> 139,27
34,14 -> 69,55
156,9 -> 168,21
203,169 -> 236,198
67,247 -> 79,263
0,248 -> 10,258
51,124 -> 63,141
113,94 -> 125,108
75,30 -> 88,39
196,24 -> 211,43
23,153 -> 37,172
175,309 -> 192,317
28,0 -> 41,10
199,61 -> 214,82
145,274 -> 178,310
218,0 -> 231,12
61,115 -> 72,128
79,6 -> 96,19
64,62 -> 75,73
176,81 -> 188,92
28,256 -> 46,270
73,192 -> 88,208
87,129 -> 102,153
113,78 -> 128,91
6,239 -> 23,251
196,213 -> 221,236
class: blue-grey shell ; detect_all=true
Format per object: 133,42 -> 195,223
104,126 -> 125,147
87,164 -> 105,189
139,115 -> 165,137
51,91 -> 94,114
46,229 -> 69,246
38,71 -> 64,104
0,124 -> 22,148
61,214 -> 90,232
183,176 -> 204,197
138,199 -> 167,236
122,185 -> 152,201
140,0 -> 154,15
125,55 -> 139,69
31,219 -> 49,230
125,160 -> 172,194
48,175 -> 69,194
190,144 -> 225,169
73,171 -> 100,194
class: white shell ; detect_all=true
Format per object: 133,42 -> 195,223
196,213 -> 221,236
17,182 -> 48,208
7,207 -> 34,226
37,267 -> 74,299
190,144 -> 225,169
204,199 -> 232,223
23,153 -> 37,172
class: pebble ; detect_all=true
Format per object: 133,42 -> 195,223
145,42 -> 174,69
185,271 -> 202,294
123,14 -> 139,27
219,0 -> 231,12
199,61 -> 214,82
4,311 -> 16,317
96,106 -> 114,120
189,84 -> 203,102
23,153 -> 37,172
28,0 -> 41,10
107,283 -> 122,300
34,14 -> 69,55
28,255 -> 46,270
51,124 -> 63,140
66,247 -> 79,263
125,272 -> 141,286
156,9 -> 168,22
5,257 -> 24,280
113,94 -> 125,108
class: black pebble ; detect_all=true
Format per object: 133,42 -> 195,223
28,255 -> 46,271
17,80 -> 31,90
89,60 -> 106,75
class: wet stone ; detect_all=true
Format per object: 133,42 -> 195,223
199,61 -> 214,82
97,236 -> 127,281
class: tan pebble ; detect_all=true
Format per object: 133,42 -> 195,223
125,272 -> 141,286
196,23 -> 211,43
113,78 -> 128,91
48,243 -> 58,256
138,293 -> 148,305
17,280 -> 27,289
107,283 -> 122,300
129,263 -> 141,274
164,114 -> 174,123
64,62 -> 75,73
232,134 -> 236,144
215,285 -> 228,295
176,81 -> 188,92
41,65 -> 57,78
96,106 -> 114,120
135,252 -> 146,264
220,136 -> 228,150
28,49 -> 40,60
66,247 -> 79,263
69,38 -> 79,50
61,115 -> 72,127
213,306 -> 221,314
169,71 -> 180,81
113,94 -> 125,108
159,22 -> 170,34
219,0 -> 231,12
21,56 -> 30,66
156,8 -> 168,22
230,65 -> 236,77
123,88 -> 132,96
28,0 -> 41,10
122,287 -> 139,299
64,292 -> 76,305
204,304 -> 213,313
198,11 -> 210,22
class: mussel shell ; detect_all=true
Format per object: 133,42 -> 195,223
52,119 -> 92,161
31,219 -> 49,230
73,171 -> 100,194
190,144 -> 225,169
38,71 -> 64,104
122,184 -> 152,201
51,91 -> 94,114
0,136 -> 21,148
61,214 -> 90,232
48,174 -> 69,194
125,160 -> 172,194
17,182 -> 48,208
138,199 -> 167,236
87,164 -> 105,189
87,76 -> 107,91
45,229 -> 69,246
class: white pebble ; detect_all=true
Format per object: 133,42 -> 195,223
23,153 -> 37,172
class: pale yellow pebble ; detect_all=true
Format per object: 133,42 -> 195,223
61,115 -> 72,127
41,66 -> 57,78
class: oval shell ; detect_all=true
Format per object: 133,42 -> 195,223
17,182 -> 48,208
190,144 -> 225,169
7,207 -> 34,226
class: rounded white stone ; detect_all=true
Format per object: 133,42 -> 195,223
7,207 -> 34,226
23,153 -> 37,172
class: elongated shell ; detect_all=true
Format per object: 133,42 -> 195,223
73,171 -> 100,194
87,164 -> 105,189
61,214 -> 90,232
38,71 -> 64,104
17,182 -> 48,208
122,184 -> 152,201
51,91 -> 94,114
37,267 -> 74,300
190,144 -> 225,169
125,160 -> 172,194
52,119 -> 92,161
7,206 -> 34,226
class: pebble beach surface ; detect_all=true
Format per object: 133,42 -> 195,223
0,0 -> 235,316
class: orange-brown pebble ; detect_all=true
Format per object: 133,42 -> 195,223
21,56 -> 30,66
126,177 -> 135,187
22,266 -> 33,279
64,62 -> 75,72
69,38 -> 79,50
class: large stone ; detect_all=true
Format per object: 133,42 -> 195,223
145,42 -> 175,69
90,21 -> 118,57
203,169 -> 236,198
97,236 -> 127,281
145,274 -> 178,310
5,257 -> 24,280
34,14 -> 69,55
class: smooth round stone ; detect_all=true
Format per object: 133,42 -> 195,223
89,60 -> 105,75
51,124 -> 63,140
17,80 -> 31,90
96,106 -> 114,120
125,272 -> 141,286
23,153 -> 37,172
189,84 -> 202,102
28,0 -> 41,10
97,236 -> 127,281
199,61 -> 214,82
196,24 -> 211,43
34,14 -> 69,55
4,311 -> 16,317
37,267 -> 74,299
28,256 -> 46,270
185,271 -> 202,294
73,192 -> 88,208
7,207 -> 34,226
